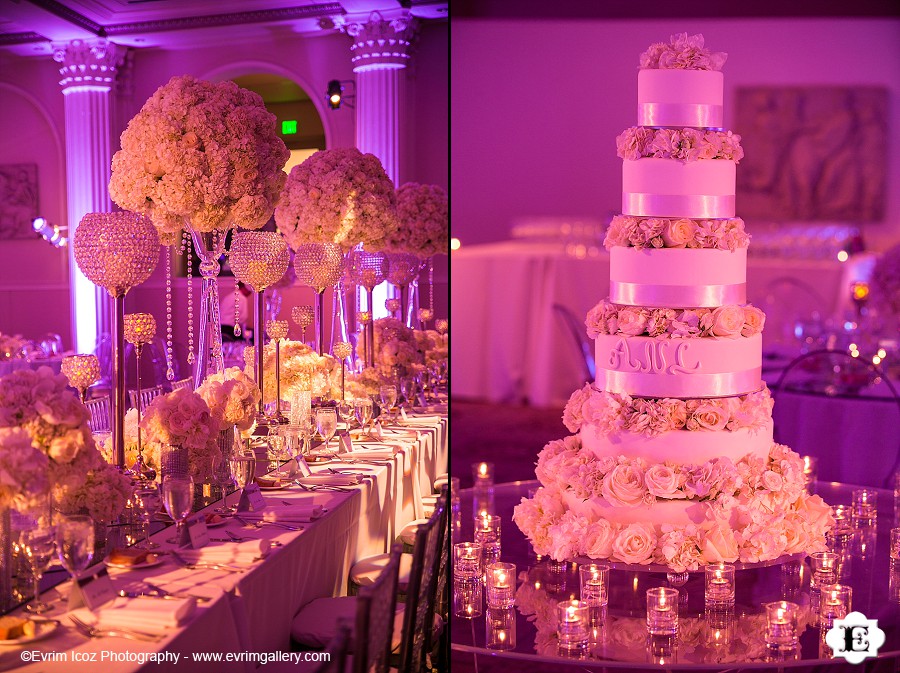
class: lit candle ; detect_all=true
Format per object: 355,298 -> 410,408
486,562 -> 515,609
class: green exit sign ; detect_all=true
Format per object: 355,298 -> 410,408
282,120 -> 298,135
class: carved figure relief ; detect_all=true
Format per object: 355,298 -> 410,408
0,164 -> 39,239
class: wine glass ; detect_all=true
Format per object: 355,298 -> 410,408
228,453 -> 256,506
56,515 -> 95,581
316,407 -> 338,456
354,398 -> 374,439
161,476 -> 195,546
133,486 -> 161,549
380,385 -> 398,423
21,526 -> 56,613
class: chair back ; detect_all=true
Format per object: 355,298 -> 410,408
311,618 -> 351,673
397,493 -> 448,673
170,377 -> 193,392
552,303 -> 595,381
354,544 -> 402,673
129,385 -> 164,412
84,396 -> 110,433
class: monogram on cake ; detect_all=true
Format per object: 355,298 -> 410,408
513,33 -> 834,572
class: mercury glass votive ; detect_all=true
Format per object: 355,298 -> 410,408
704,563 -> 735,607
851,488 -> 878,526
486,607 -> 516,650
557,599 -> 590,653
475,515 -> 501,567
810,551 -> 838,589
819,585 -> 852,630
646,587 -> 679,636
764,600 -> 799,651
579,563 -> 609,611
486,562 -> 515,609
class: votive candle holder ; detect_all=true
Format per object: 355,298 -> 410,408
646,587 -> 679,636
704,563 -> 735,607
453,580 -> 483,619
579,563 -> 609,609
486,562 -> 515,609
801,455 -> 818,486
851,488 -> 878,526
819,584 -> 852,630
557,599 -> 590,653
764,600 -> 799,651
809,551 -> 838,589
485,607 -> 516,650
453,542 -> 483,581
473,461 -> 494,486
474,515 -> 501,567
831,504 -> 853,533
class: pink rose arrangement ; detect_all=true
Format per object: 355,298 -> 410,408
197,366 -> 261,431
274,148 -> 397,252
639,33 -> 727,71
56,462 -> 133,523
140,387 -> 220,479
386,183 -> 449,257
585,301 -> 765,340
109,75 -> 289,245
604,216 -> 749,251
563,383 -> 773,437
617,127 -> 743,163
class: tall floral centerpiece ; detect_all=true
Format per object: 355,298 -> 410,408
109,74 -> 290,385
197,366 -> 261,456
386,183 -> 448,326
275,148 -> 398,357
258,341 -> 342,404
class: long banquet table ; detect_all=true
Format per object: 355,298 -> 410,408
0,409 -> 447,673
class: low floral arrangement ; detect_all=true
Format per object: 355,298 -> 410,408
274,148 -> 397,252
604,216 -> 749,251
258,340 -> 341,403
197,367 -> 261,431
347,366 -> 391,398
563,383 -> 772,437
514,439 -> 833,571
617,127 -> 743,163
585,301 -> 765,340
386,183 -> 449,257
98,408 -> 161,478
140,387 -> 219,479
415,329 -> 448,370
0,367 -> 126,521
358,318 -> 426,378
109,75 -> 290,245
0,333 -> 29,360
871,243 -> 900,322
639,33 -> 727,71
56,462 -> 133,523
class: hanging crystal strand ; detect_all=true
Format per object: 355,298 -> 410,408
165,245 -> 175,380
233,274 -> 242,337
185,230 -> 195,365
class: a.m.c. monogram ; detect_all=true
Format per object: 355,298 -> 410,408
608,338 -> 702,375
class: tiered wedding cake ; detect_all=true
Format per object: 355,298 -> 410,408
514,34 -> 833,571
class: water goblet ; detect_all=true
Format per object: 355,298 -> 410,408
316,407 -> 338,456
228,453 -> 256,507
354,398 -> 374,439
133,486 -> 161,549
55,515 -> 95,582
379,385 -> 398,423
162,476 -> 195,546
21,526 -> 56,614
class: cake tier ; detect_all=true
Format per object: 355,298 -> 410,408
564,488 -> 703,528
623,158 -> 735,219
610,247 -> 746,308
594,333 -> 762,398
637,69 -> 724,128
581,420 -> 774,466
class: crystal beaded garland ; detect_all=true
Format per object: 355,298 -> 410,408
348,249 -> 390,291
230,232 -> 290,292
73,212 -> 160,297
60,354 -> 100,393
123,313 -> 157,346
266,319 -> 289,340
293,243 -> 344,292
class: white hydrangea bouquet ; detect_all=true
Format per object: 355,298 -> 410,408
258,341 -> 341,404
357,317 -> 426,378
274,148 -> 397,252
197,366 -> 261,432
140,387 -> 220,480
109,75 -> 290,245
387,183 -> 449,257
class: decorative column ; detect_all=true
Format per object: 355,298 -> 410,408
52,39 -> 127,355
344,11 -> 417,318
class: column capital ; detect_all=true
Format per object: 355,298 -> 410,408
51,39 -> 127,92
339,10 -> 418,72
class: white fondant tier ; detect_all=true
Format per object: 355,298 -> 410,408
594,333 -> 762,398
581,420 -> 774,465
637,69 -> 724,128
563,488 -> 705,528
622,158 -> 735,219
609,247 -> 746,308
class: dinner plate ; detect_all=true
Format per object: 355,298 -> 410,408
0,619 -> 59,646
106,554 -> 164,570
257,483 -> 291,491
204,516 -> 228,528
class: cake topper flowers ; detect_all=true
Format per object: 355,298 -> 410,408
639,33 -> 727,71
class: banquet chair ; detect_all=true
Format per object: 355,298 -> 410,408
552,303 -> 595,382
290,544 -> 403,673
84,396 -> 110,433
771,348 -> 900,488
760,276 -> 829,349
128,384 -> 164,412
170,377 -> 193,392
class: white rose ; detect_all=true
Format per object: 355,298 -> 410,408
611,523 -> 657,564
741,306 -> 766,337
661,218 -> 694,247
601,464 -> 646,507
581,520 -> 616,559
710,305 -> 745,337
700,521 -> 740,563
616,308 -> 649,336
644,464 -> 683,498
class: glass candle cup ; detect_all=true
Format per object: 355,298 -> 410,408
831,504 -> 853,533
704,563 -> 735,606
646,587 -> 679,636
485,607 -> 516,650
473,461 -> 494,487
556,599 -> 590,653
851,488 -> 878,526
474,514 -> 501,567
764,600 -> 799,651
809,551 -> 838,589
453,542 -> 483,581
453,579 -> 483,619
819,584 -> 852,630
579,563 -> 609,609
486,562 -> 516,609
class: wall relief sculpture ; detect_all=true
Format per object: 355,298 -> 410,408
0,164 -> 39,239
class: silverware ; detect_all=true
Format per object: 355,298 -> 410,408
142,581 -> 212,603
68,614 -> 163,642
234,514 -> 303,531
170,551 -> 245,573
295,483 -> 352,493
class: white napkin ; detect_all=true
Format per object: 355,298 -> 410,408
296,474 -> 361,486
343,450 -> 396,461
241,504 -> 324,523
177,539 -> 271,565
81,596 -> 196,635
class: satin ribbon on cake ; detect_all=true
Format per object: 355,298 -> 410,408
637,103 -> 724,129
597,367 -> 762,398
623,193 -> 735,219
609,281 -> 746,308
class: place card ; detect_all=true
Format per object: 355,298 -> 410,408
69,567 -> 116,611
180,514 -> 209,549
400,407 -> 409,423
295,455 -> 313,478
238,483 -> 267,512
338,431 -> 353,454
373,423 -> 384,441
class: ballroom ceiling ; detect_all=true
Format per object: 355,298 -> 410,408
0,0 -> 448,56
